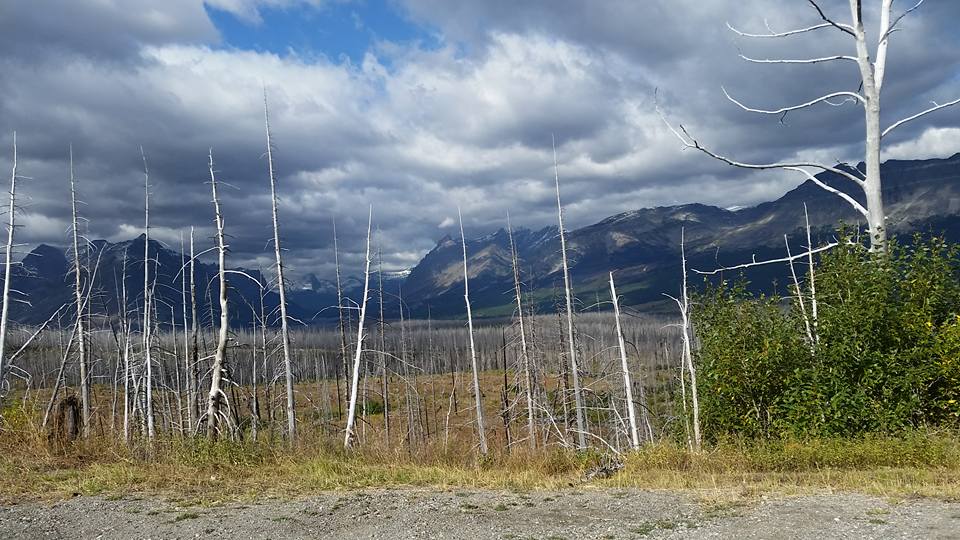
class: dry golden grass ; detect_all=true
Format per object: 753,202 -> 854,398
1,428 -> 959,503
5,375 -> 960,503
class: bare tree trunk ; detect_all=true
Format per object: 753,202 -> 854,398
68,146 -> 91,438
262,90 -> 296,439
458,207 -> 488,455
344,207 -> 373,448
121,251 -> 132,443
140,147 -> 155,439
377,239 -> 390,443
179,233 -> 193,434
188,227 -> 199,429
507,215 -> 536,450
333,217 -> 348,421
661,2 -> 959,254
804,203 -> 819,345
205,149 -> 230,440
850,0 -> 887,250
609,272 -> 640,450
552,137 -> 586,449
677,228 -> 700,450
0,133 -> 18,393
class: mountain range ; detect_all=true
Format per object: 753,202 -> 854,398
6,153 -> 960,326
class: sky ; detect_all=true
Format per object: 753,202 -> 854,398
0,0 -> 958,281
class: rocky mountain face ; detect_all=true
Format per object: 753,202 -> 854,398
8,234 -> 293,328
5,154 -> 960,325
400,154 -> 960,317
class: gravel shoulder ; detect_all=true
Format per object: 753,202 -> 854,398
0,489 -> 957,539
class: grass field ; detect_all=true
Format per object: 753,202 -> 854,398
4,370 -> 959,504
2,429 -> 958,503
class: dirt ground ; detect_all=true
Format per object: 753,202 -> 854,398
0,489 -> 957,539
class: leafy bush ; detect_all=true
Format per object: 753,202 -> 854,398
693,235 -> 960,439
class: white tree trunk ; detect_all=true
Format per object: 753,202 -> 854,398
609,272 -> 640,450
188,226 -> 199,429
507,215 -> 536,450
459,207 -> 488,455
0,133 -> 17,391
121,251 -> 131,443
263,90 -> 297,439
140,147 -> 155,439
849,0 -> 888,250
552,138 -> 587,450
344,206 -> 373,448
205,149 -> 230,440
678,228 -> 701,450
68,146 -> 91,438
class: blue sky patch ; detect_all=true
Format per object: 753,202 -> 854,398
205,0 -> 438,63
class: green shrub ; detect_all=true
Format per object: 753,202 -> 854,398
693,235 -> 960,439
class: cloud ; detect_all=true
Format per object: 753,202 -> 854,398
883,127 -> 960,161
0,0 -> 957,280
205,0 -> 330,24
0,0 -> 218,61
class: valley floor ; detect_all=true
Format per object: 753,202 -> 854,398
0,489 -> 957,539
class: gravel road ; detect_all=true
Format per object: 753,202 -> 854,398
0,489 -> 957,539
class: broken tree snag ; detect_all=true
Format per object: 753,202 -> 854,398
204,149 -> 231,440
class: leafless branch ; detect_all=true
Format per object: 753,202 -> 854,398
722,86 -> 865,115
807,0 -> 856,37
881,98 -> 960,139
693,241 -> 844,275
737,53 -> 857,65
726,20 -> 836,38
880,0 -> 925,43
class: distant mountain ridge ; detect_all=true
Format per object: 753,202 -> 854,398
400,153 -> 960,317
5,153 -> 960,324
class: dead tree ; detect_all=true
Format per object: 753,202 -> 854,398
458,207 -> 488,455
333,216 -> 348,420
68,146 -> 91,437
262,89 -> 296,439
121,250 -> 132,442
0,133 -> 18,393
188,226 -> 199,429
660,0 -> 959,252
376,236 -> 390,442
609,272 -> 640,450
344,206 -> 373,448
664,228 -> 701,450
507,214 -> 536,450
552,136 -> 587,449
140,147 -> 156,439
178,232 -> 196,433
204,149 -> 230,440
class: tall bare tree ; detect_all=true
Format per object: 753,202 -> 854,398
262,89 -> 296,439
140,147 -> 155,439
552,136 -> 587,449
68,146 -> 91,437
609,272 -> 641,450
507,214 -> 536,450
458,207 -> 488,455
0,133 -> 18,392
333,216 -> 349,419
660,0 -> 959,252
665,228 -> 700,450
344,206 -> 373,448
205,149 -> 230,440
188,226 -> 199,429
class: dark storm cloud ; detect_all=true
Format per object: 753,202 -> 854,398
0,0 -> 957,282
